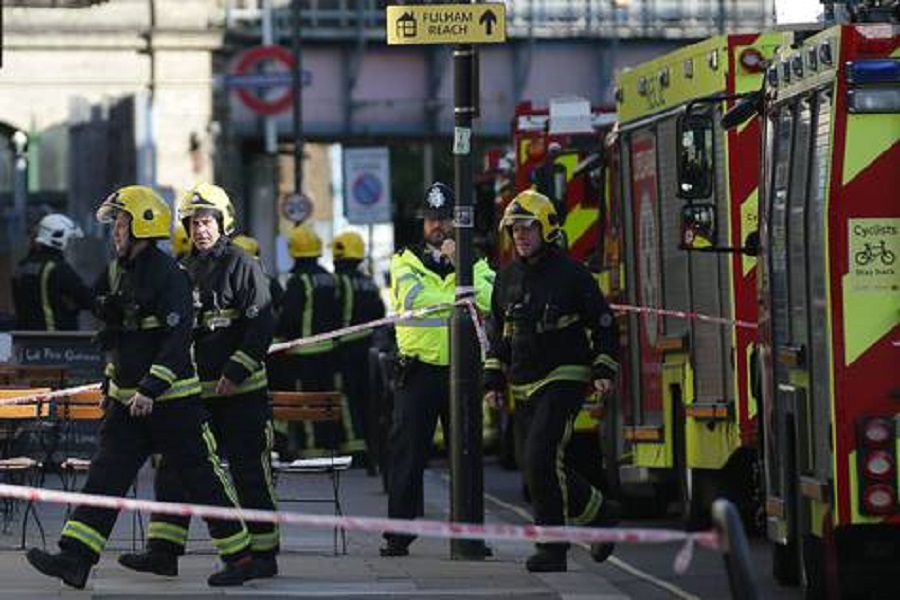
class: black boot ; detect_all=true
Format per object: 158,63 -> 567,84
207,555 -> 255,587
26,548 -> 92,590
379,540 -> 410,557
118,551 -> 178,577
589,499 -> 621,564
379,534 -> 411,557
251,552 -> 278,579
525,545 -> 567,573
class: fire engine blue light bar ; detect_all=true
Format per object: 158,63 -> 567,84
846,60 -> 900,85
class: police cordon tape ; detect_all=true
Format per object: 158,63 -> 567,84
0,482 -> 716,574
610,303 -> 758,330
0,299 -> 756,407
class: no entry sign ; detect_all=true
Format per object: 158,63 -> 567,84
230,45 -> 301,116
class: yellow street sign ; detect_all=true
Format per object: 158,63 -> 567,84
386,3 -> 507,46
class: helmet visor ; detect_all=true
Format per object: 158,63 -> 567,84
96,203 -> 119,224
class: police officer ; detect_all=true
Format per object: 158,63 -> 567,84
332,230 -> 386,463
26,186 -> 256,589
380,182 -> 494,557
12,213 -> 93,330
233,233 -> 284,316
118,183 -> 280,579
483,190 -> 620,573
270,224 -> 341,457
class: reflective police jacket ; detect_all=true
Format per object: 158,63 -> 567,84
182,237 -> 274,398
12,246 -> 93,331
276,258 -> 341,356
335,261 -> 386,345
389,246 -> 494,367
483,246 -> 618,399
94,244 -> 200,403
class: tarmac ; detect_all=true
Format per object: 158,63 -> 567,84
0,460 -> 631,599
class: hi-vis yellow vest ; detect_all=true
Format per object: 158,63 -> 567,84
389,249 -> 494,366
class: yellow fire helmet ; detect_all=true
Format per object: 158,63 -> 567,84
232,234 -> 261,257
171,221 -> 191,256
179,182 -> 236,236
287,224 -> 322,258
499,189 -> 561,243
332,230 -> 365,261
96,185 -> 171,239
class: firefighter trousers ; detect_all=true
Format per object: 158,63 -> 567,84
383,360 -> 449,548
517,380 -> 604,550
147,391 -> 279,556
58,398 -> 250,564
337,339 -> 372,456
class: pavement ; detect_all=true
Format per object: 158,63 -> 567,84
0,460 -> 632,599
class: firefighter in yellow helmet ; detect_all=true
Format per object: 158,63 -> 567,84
269,224 -> 341,458
483,190 -> 620,572
117,183 -> 280,579
332,230 -> 386,466
26,185 -> 256,588
380,182 -> 495,557
233,234 -> 284,316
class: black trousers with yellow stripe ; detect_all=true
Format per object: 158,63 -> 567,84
59,398 -> 250,564
517,381 -> 604,550
147,391 -> 279,556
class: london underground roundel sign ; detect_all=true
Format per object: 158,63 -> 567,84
232,45 -> 296,116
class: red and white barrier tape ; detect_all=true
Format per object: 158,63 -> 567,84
268,301 -> 465,355
0,383 -> 101,407
0,300 -> 754,406
0,482 -> 717,572
611,303 -> 757,331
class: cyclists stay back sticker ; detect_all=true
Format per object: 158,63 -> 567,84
848,218 -> 898,293
843,218 -> 899,366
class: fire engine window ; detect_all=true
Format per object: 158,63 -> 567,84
676,111 -> 714,199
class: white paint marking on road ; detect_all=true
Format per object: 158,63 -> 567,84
482,490 -> 700,600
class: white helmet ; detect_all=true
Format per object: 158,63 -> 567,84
35,214 -> 84,251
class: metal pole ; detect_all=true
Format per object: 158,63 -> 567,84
449,30 -> 485,559
291,0 -> 303,195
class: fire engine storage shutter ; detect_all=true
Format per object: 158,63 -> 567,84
807,90 -> 834,484
680,107 -> 727,405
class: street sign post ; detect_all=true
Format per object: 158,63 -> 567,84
385,0 -> 505,561
385,3 -> 506,45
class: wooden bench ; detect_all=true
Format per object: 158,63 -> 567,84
269,391 -> 351,554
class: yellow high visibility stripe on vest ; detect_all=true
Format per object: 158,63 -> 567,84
108,375 -> 201,403
509,364 -> 592,402
199,368 -> 267,398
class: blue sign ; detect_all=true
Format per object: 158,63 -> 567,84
352,173 -> 383,206
224,70 -> 312,89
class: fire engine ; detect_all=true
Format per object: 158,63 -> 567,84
717,5 -> 900,595
490,97 -> 620,482
610,32 -> 781,522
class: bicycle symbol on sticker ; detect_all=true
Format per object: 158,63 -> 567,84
855,240 -> 896,267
